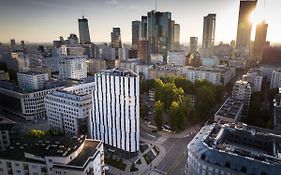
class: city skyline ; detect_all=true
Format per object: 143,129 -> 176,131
1,0 -> 281,44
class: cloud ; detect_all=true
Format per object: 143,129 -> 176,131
105,0 -> 119,5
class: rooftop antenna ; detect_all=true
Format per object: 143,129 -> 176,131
82,9 -> 84,18
155,0 -> 157,11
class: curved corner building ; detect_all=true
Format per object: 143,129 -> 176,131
187,123 -> 281,175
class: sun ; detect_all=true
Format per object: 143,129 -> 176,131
250,10 -> 264,25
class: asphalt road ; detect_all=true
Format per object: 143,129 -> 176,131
0,109 -> 49,134
156,134 -> 195,175
140,122 -> 161,141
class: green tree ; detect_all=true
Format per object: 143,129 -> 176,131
154,100 -> 164,130
195,85 -> 216,120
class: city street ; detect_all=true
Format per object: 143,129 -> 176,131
0,109 -> 49,134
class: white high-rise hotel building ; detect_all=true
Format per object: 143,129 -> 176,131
91,69 -> 140,154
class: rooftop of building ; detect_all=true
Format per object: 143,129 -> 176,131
234,80 -> 251,86
215,97 -> 244,119
0,80 -> 67,94
101,68 -> 138,77
0,135 -> 101,166
186,65 -> 231,73
188,123 -> 281,171
0,115 -> 16,125
17,71 -> 48,76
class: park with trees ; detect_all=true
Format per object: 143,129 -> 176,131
140,77 -> 224,132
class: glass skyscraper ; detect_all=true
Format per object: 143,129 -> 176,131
78,16 -> 91,44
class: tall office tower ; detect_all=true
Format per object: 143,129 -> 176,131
20,40 -> 26,50
147,10 -> 172,62
202,14 -> 216,49
111,28 -> 122,59
140,16 -> 148,39
58,56 -> 87,80
190,37 -> 198,53
172,23 -> 180,51
132,20 -> 140,47
253,20 -> 268,62
236,0 -> 257,57
45,82 -> 94,136
78,16 -> 91,44
10,39 -> 16,48
91,69 -> 140,155
111,28 -> 122,48
138,38 -> 149,64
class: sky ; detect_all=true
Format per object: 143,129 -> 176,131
0,0 -> 280,44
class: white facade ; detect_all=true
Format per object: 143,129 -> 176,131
228,58 -> 246,69
259,64 -> 279,82
58,56 -> 87,80
91,69 -> 140,153
0,137 -> 104,175
184,66 -> 232,86
119,59 -> 138,71
9,52 -> 30,71
201,57 -> 220,67
270,69 -> 281,89
134,64 -> 151,79
232,80 -> 251,111
242,69 -> 263,92
0,86 -> 62,120
17,72 -> 49,91
45,82 -> 94,136
167,51 -> 186,66
60,45 -> 85,56
118,48 -> 129,60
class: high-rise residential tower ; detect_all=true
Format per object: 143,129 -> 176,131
91,68 -> 140,155
236,0 -> 257,57
190,37 -> 198,53
202,14 -> 216,49
132,20 -> 140,47
253,20 -> 268,62
78,16 -> 91,44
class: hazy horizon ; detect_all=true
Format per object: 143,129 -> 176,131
1,0 -> 280,44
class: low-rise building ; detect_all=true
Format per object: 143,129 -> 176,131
0,135 -> 105,175
270,69 -> 281,89
167,51 -> 186,66
0,115 -> 17,151
148,64 -> 183,79
0,81 -> 65,120
228,57 -> 246,69
187,123 -> 281,175
214,97 -> 244,123
184,66 -> 233,86
273,89 -> 281,131
242,69 -> 263,92
45,82 -> 94,136
17,71 -> 49,91
0,70 -> 9,80
86,59 -> 106,75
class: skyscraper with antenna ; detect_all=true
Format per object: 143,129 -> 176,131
78,16 -> 91,44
